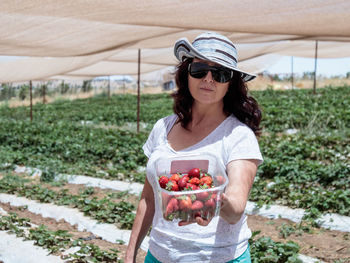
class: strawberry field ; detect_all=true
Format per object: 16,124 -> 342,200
0,85 -> 349,262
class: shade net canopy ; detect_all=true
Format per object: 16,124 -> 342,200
1,0 -> 350,82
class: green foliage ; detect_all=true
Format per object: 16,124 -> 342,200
250,231 -> 302,262
27,225 -> 72,253
0,85 -> 349,218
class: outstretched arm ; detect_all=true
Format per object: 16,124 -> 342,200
220,159 -> 258,224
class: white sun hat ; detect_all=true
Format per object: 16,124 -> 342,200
174,32 -> 256,82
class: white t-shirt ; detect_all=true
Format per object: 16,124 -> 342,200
143,114 -> 263,263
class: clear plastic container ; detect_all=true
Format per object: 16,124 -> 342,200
154,153 -> 228,222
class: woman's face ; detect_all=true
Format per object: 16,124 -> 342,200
188,58 -> 230,106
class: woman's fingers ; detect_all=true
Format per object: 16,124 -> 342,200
178,216 -> 211,226
195,216 -> 210,226
178,220 -> 193,226
220,192 -> 229,208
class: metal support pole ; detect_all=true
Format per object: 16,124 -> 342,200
108,76 -> 111,99
29,80 -> 33,122
313,41 -> 318,94
137,49 -> 141,133
123,76 -> 126,94
291,56 -> 294,89
42,82 -> 46,104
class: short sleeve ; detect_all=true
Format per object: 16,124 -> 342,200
226,125 -> 263,166
142,118 -> 164,158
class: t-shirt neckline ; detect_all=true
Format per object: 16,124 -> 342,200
165,114 -> 231,153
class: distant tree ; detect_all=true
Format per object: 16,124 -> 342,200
82,80 -> 93,92
19,84 -> 29,100
302,71 -> 315,80
60,81 -> 70,94
271,74 -> 282,81
0,83 -> 16,101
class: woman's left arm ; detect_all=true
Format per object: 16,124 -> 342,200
220,159 -> 259,224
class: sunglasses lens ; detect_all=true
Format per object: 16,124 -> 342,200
189,63 -> 209,79
211,70 -> 232,83
189,62 -> 232,83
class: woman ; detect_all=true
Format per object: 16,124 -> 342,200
125,32 -> 263,263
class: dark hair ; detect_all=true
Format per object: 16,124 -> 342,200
172,58 -> 262,136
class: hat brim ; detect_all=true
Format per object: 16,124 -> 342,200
174,37 -> 256,82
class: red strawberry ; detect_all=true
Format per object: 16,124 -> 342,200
166,180 -> 179,191
178,175 -> 189,190
165,198 -> 179,216
161,192 -> 170,205
185,183 -> 199,191
188,168 -> 201,178
170,173 -> 181,182
179,196 -> 192,211
191,200 -> 204,210
196,191 -> 210,201
216,175 -> 226,185
199,176 -> 213,187
158,176 -> 169,189
204,198 -> 216,209
189,177 -> 200,185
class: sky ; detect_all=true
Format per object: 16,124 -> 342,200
266,56 -> 350,77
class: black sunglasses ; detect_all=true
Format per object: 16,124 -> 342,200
188,62 -> 233,83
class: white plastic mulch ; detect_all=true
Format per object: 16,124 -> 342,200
55,173 -> 144,196
0,231 -> 63,263
0,193 -> 149,252
245,202 -> 350,232
297,254 -> 324,263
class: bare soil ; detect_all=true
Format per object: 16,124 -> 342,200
248,215 -> 350,262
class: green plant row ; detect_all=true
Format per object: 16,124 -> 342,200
250,175 -> 350,218
1,85 -> 349,132
0,212 -> 122,262
1,119 -> 348,186
252,85 -> 350,132
258,131 -> 350,186
0,93 -> 173,129
0,119 -> 148,182
0,174 -> 135,229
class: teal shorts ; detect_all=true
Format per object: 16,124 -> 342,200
144,245 -> 251,263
